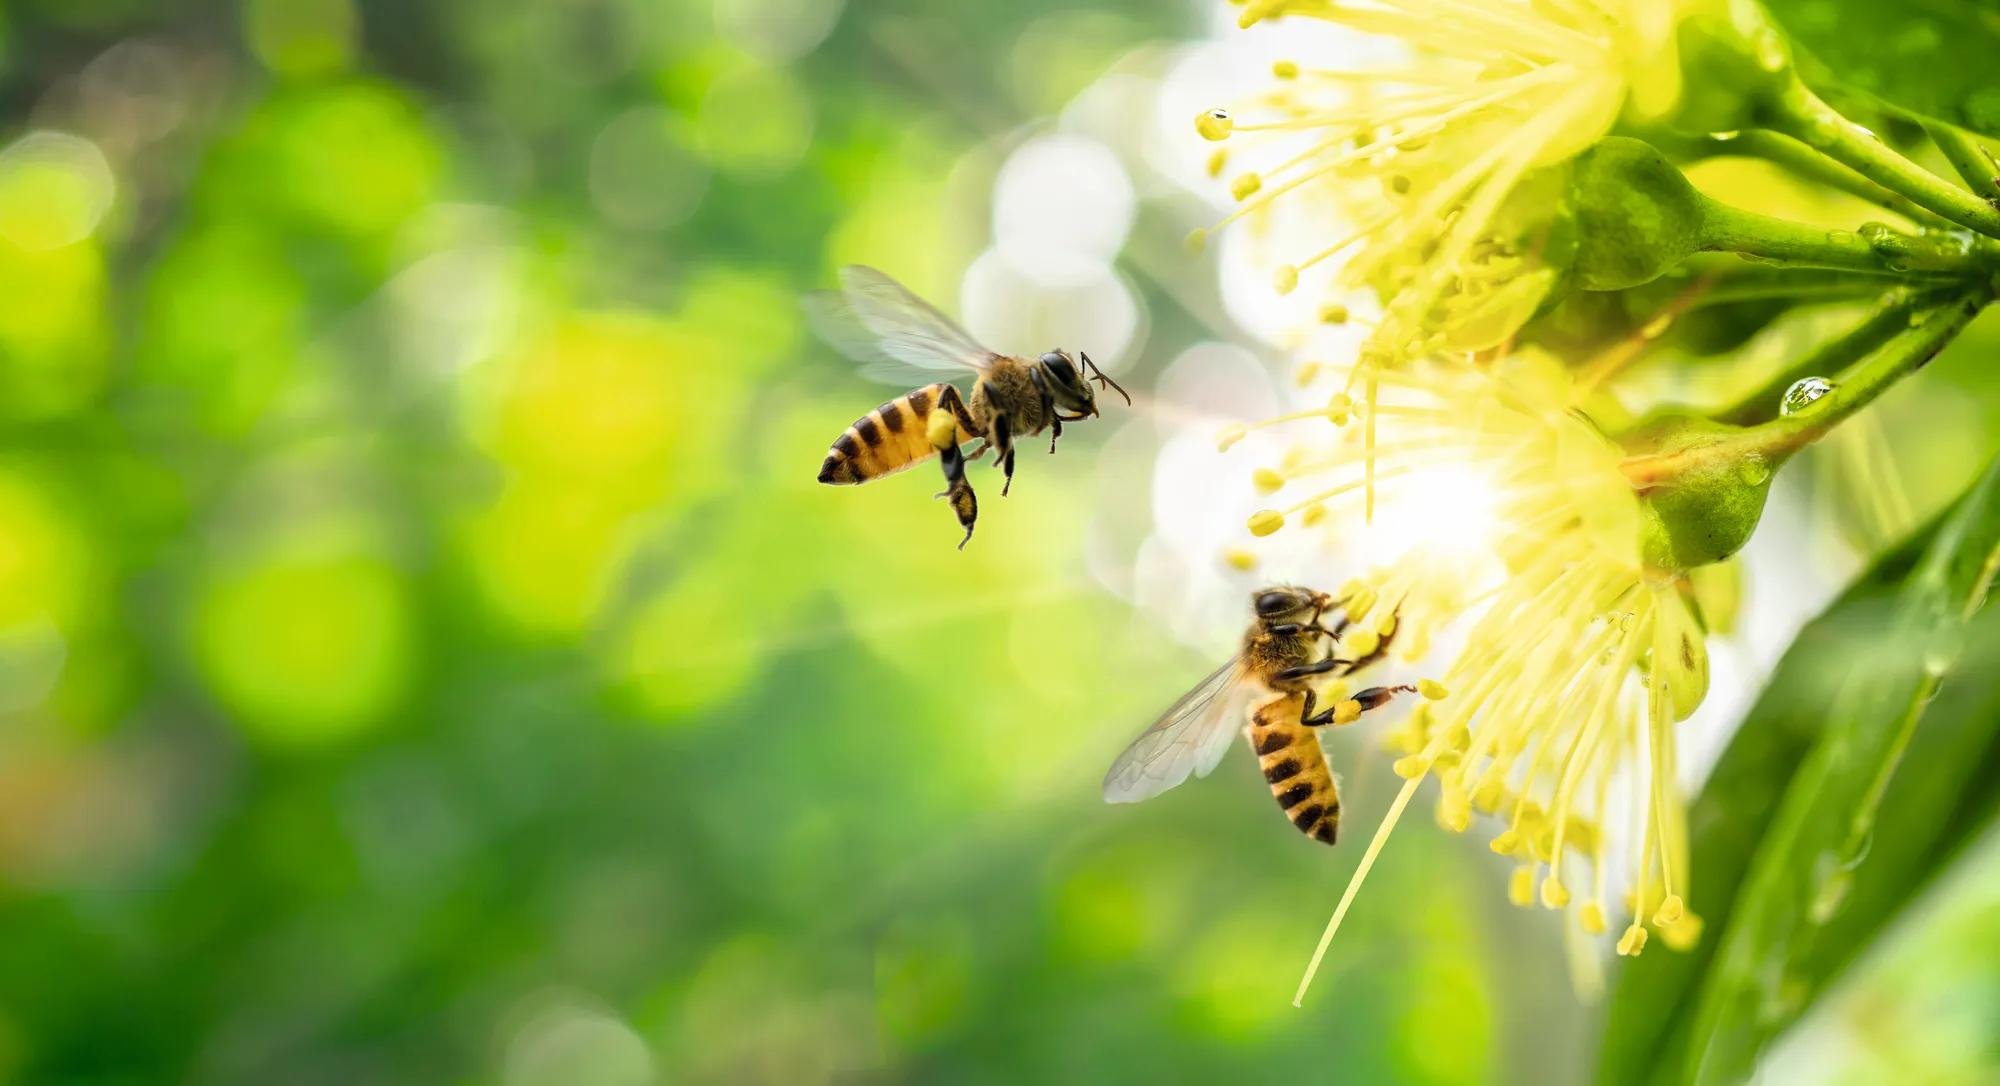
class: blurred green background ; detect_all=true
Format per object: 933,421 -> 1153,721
2,1 -> 1998,1083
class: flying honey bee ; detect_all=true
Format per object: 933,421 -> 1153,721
807,266 -> 1129,549
1102,586 -> 1415,844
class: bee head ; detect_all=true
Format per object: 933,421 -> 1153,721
1252,586 -> 1315,622
1038,350 -> 1129,418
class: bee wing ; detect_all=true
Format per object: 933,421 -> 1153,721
1101,658 -> 1255,804
802,265 -> 997,384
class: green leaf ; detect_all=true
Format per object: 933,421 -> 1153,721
1765,0 -> 2000,138
1600,452 -> 2000,1084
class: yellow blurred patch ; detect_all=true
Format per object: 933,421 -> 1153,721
193,542 -> 414,746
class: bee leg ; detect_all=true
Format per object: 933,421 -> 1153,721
1048,416 -> 1061,454
989,413 -> 1017,497
1274,658 -> 1341,683
929,388 -> 980,549
1301,684 -> 1416,726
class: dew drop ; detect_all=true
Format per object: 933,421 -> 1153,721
1737,452 -> 1772,485
1708,130 -> 1741,142
1857,221 -> 1895,246
1195,108 -> 1233,142
1780,376 -> 1835,415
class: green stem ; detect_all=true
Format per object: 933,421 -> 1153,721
1765,83 -> 2000,239
1715,288 -> 1950,425
1697,194 -> 2000,276
1696,198 -> 1887,271
1625,285 -> 1993,487
1924,121 -> 2000,203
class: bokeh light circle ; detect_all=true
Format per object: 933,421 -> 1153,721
0,132 -> 115,251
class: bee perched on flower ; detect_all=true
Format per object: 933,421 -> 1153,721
1221,350 -> 1712,1001
1191,0 -> 1687,362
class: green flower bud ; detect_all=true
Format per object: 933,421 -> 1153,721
1565,138 -> 1705,292
1628,414 -> 1776,572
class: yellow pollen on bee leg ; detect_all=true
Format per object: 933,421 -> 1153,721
926,410 -> 958,449
1333,699 -> 1363,726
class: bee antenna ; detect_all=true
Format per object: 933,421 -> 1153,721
1080,352 -> 1131,407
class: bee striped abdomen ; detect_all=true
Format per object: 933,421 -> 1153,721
1248,694 -> 1340,845
818,382 -> 976,485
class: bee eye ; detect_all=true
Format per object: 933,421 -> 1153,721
1041,352 -> 1076,381
1255,590 -> 1291,616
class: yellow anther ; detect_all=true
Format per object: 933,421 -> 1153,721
1295,361 -> 1321,387
1334,699 -> 1364,726
1252,467 -> 1285,493
1195,108 -> 1233,141
1489,829 -> 1519,855
1540,877 -> 1570,909
1272,264 -> 1299,295
1417,679 -> 1449,701
1319,303 -> 1350,324
1443,723 -> 1470,751
1345,589 -> 1376,622
1616,924 -> 1648,957
1185,228 -> 1209,255
1271,59 -> 1298,79
1205,148 -> 1228,178
1325,392 -> 1353,425
1299,502 -> 1327,526
1224,548 -> 1258,571
1337,579 -> 1364,601
1374,613 -> 1397,638
1230,172 -> 1262,200
1248,509 -> 1284,536
1579,902 -> 1607,935
1471,777 -> 1506,813
1508,867 -> 1535,907
1652,894 -> 1685,926
1391,752 -> 1427,778
1436,790 -> 1469,832
1343,628 -> 1380,658
1660,911 -> 1704,951
1215,423 -> 1247,451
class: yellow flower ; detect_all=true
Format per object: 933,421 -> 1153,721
1229,353 -> 1711,1004
1194,0 -> 1684,361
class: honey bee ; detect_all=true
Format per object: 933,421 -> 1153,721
1102,586 -> 1415,845
807,266 -> 1128,549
